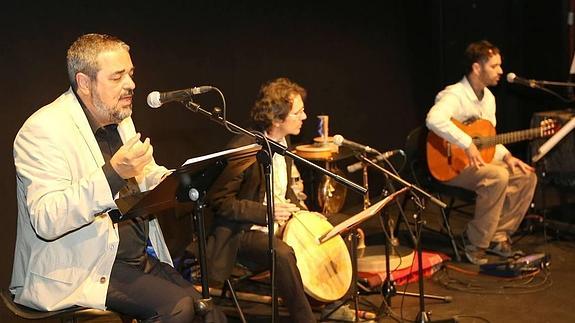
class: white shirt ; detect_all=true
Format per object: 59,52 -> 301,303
251,136 -> 289,234
426,76 -> 509,161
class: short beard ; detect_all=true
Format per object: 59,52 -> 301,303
92,90 -> 132,124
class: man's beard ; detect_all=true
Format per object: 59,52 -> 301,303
92,90 -> 133,124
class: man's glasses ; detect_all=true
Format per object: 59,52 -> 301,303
288,108 -> 306,118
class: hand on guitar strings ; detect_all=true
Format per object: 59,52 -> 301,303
465,143 -> 486,168
503,153 -> 535,174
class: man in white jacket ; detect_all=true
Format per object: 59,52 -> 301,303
426,40 -> 537,265
10,33 -> 225,323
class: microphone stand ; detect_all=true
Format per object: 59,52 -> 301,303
534,80 -> 575,87
357,156 -> 455,323
355,152 -> 418,305
182,101 -> 367,322
517,80 -> 575,103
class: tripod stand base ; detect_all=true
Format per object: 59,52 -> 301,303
416,311 -> 429,322
397,291 -> 452,303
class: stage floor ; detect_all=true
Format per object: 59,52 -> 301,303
7,201 -> 573,323
219,201 -> 575,323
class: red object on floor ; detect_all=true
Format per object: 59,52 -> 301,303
358,250 -> 449,288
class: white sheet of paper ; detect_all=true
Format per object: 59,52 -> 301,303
182,143 -> 260,166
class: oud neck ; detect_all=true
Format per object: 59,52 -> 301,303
474,127 -> 542,147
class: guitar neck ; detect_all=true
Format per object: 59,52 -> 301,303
473,127 -> 542,148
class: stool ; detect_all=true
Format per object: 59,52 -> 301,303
1,288 -> 133,322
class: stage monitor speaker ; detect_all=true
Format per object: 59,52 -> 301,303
530,109 -> 575,187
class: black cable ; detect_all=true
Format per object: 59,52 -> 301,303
434,265 -> 553,295
364,152 -> 417,244
212,87 -> 241,135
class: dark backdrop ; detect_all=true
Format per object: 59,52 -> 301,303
0,1 -> 572,319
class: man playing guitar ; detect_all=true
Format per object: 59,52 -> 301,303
426,40 -> 538,265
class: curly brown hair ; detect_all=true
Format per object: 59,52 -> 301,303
250,78 -> 307,132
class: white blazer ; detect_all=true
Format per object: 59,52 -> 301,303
10,89 -> 173,311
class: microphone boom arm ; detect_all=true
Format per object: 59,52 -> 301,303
358,155 -> 446,208
182,100 -> 367,196
537,80 -> 575,87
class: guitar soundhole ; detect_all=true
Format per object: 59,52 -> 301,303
473,137 -> 485,149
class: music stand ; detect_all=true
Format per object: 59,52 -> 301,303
532,116 -> 575,163
115,143 -> 260,320
528,116 -> 575,245
319,187 -> 409,322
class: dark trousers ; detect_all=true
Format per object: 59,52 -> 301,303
237,230 -> 316,323
106,255 -> 227,323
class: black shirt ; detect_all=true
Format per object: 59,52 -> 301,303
78,94 -> 149,266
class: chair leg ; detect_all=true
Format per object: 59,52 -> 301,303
438,198 -> 461,262
225,279 -> 247,323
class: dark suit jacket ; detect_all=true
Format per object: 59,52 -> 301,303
206,134 -> 299,283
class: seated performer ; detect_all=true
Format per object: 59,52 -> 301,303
206,77 -> 321,322
426,40 -> 537,265
10,33 -> 226,322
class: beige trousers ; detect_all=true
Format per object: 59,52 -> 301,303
446,161 -> 538,248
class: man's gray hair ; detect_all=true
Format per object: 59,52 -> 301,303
67,33 -> 130,90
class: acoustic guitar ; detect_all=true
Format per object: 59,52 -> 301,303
427,118 -> 556,182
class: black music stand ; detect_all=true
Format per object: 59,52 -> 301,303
115,143 -> 261,321
319,187 -> 409,322
532,116 -> 575,164
529,115 -> 575,242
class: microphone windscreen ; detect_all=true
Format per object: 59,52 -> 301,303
147,91 -> 161,108
506,72 -> 517,83
333,134 -> 344,146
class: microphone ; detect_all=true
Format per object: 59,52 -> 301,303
346,149 -> 404,173
147,86 -> 214,108
506,73 -> 540,88
332,134 -> 379,154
